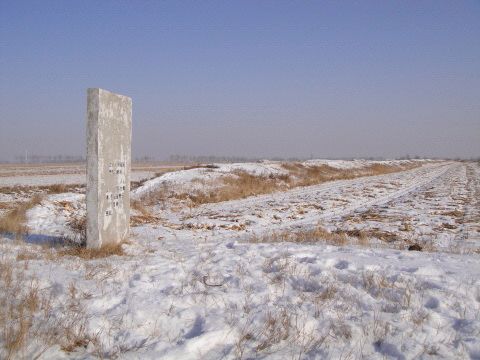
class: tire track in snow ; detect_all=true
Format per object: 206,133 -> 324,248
197,163 -> 447,213
265,163 -> 458,233
156,163 -> 457,258
454,163 -> 480,247
183,162 -> 456,238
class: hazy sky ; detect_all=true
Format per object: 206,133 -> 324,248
1,1 -> 479,161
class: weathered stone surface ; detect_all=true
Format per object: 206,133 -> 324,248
86,88 -> 132,248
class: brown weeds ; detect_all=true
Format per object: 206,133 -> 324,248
67,216 -> 87,243
0,202 -> 11,209
143,162 -> 419,207
249,226 -> 349,246
248,226 -> 393,247
57,242 -> 125,259
441,210 -> 463,217
0,184 -> 81,195
335,228 -> 398,243
188,170 -> 291,205
283,163 -> 416,187
131,200 -> 162,225
0,194 -> 43,236
0,258 -> 98,359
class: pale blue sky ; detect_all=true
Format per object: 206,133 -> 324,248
1,1 -> 479,160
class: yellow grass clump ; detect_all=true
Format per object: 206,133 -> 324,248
0,194 -> 43,236
249,226 -> 349,246
57,242 -> 125,260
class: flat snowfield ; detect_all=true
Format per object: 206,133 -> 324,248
0,162 -> 185,187
1,160 -> 479,359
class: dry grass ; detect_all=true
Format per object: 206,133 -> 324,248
441,209 -> 464,217
142,162 -> 419,207
441,222 -> 457,230
249,226 -> 349,246
356,209 -> 385,221
43,183 -> 69,193
68,201 -> 154,241
57,242 -> 125,259
202,163 -> 416,205
131,200 -> 149,216
334,228 -> 398,243
130,214 -> 162,226
0,183 -> 82,195
182,164 -> 219,171
0,259 -> 98,359
16,249 -> 42,261
13,242 -> 126,262
187,170 -> 291,206
67,216 -> 87,244
234,305 -> 330,359
131,200 -> 162,225
0,194 -> 43,236
247,226 -> 401,247
254,309 -> 291,352
283,163 -> 415,187
0,202 -> 11,209
0,259 -> 40,359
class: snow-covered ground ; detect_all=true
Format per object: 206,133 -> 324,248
0,163 -> 184,187
132,159 -> 424,198
1,160 -> 479,359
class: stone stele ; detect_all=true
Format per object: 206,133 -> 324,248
86,88 -> 132,248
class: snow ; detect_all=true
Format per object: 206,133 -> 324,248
132,159 -> 424,199
1,160 -> 479,359
27,193 -> 85,241
0,163 -> 159,187
132,162 -> 289,198
302,159 -> 426,170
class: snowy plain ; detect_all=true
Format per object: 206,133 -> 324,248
1,159 -> 479,359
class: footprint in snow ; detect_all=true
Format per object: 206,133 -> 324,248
335,260 -> 349,270
425,297 -> 439,309
128,273 -> 142,288
374,340 -> 405,360
183,315 -> 205,339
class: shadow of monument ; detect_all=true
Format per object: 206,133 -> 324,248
1,232 -> 69,247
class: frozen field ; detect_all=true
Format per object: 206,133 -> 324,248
0,162 -> 185,188
1,160 -> 479,359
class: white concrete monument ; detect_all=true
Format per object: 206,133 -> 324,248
86,88 -> 132,248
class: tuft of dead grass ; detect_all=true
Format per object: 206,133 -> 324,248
0,259 -> 99,359
0,259 -> 40,359
16,250 -> 42,261
0,184 -> 82,195
57,242 -> 125,259
249,226 -> 349,246
67,216 -> 87,244
0,194 -> 43,237
182,164 -> 219,171
131,200 -> 149,216
247,226 -> 400,247
130,200 -> 162,225
0,202 -> 11,209
282,163 -> 416,187
441,210 -> 463,217
334,228 -> 398,243
188,170 -> 291,206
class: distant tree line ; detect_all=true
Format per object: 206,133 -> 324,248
169,154 -> 387,163
0,153 -> 477,164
